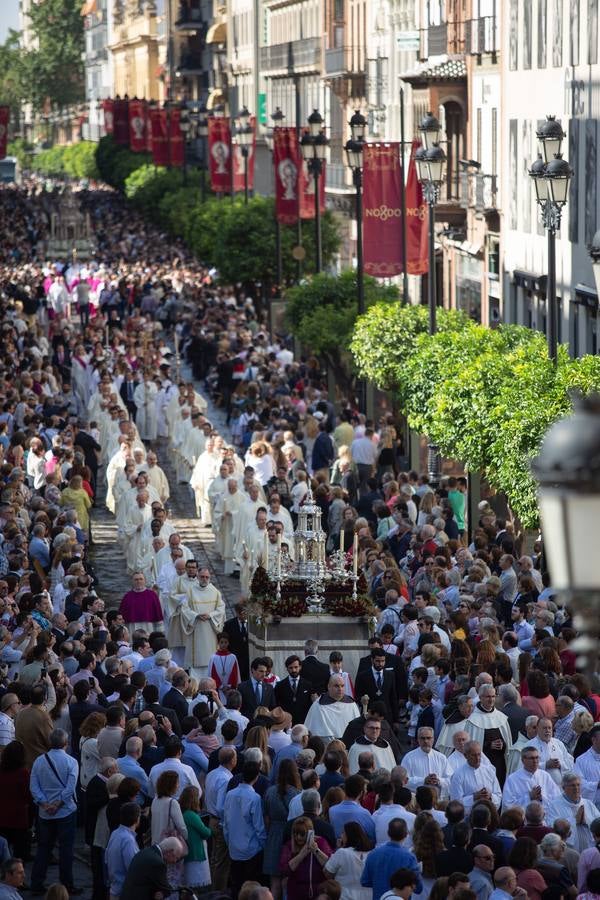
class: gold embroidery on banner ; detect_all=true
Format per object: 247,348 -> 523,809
364,205 -> 402,221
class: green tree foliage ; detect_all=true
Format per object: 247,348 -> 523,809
30,142 -> 99,179
7,138 -> 34,169
31,145 -> 68,176
96,135 -> 151,192
352,304 -> 600,527
0,31 -> 26,128
125,165 -> 202,216
286,271 -> 398,389
19,0 -> 84,111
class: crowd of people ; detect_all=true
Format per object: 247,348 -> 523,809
0,178 -> 598,900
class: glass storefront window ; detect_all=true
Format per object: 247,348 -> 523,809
455,254 -> 483,321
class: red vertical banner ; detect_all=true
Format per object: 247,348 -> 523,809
168,107 -> 184,167
273,127 -> 300,224
149,107 -> 168,165
232,116 -> 257,192
405,141 -> 429,274
362,143 -> 404,277
300,158 -> 326,219
146,106 -> 153,153
208,117 -> 232,191
113,98 -> 130,146
0,107 -> 9,159
128,99 -> 147,152
101,99 -> 114,135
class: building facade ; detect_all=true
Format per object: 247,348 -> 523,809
82,0 -> 112,141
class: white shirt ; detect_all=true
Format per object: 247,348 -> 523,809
148,757 -> 201,799
351,436 -> 378,466
402,747 -> 450,797
546,793 -> 600,851
501,766 -> 561,810
372,804 -> 416,846
530,736 -> 574,784
446,749 -> 493,776
450,762 -> 502,812
575,748 -> 600,805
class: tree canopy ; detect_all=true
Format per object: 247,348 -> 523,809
19,0 -> 85,111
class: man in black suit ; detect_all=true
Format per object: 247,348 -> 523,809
354,648 -> 399,727
120,838 -> 185,900
300,639 -> 330,695
161,669 -> 189,729
357,636 -> 408,702
341,700 -> 403,762
119,370 -> 138,420
238,657 -> 276,719
72,421 -> 101,490
86,758 -> 118,900
497,682 -> 530,742
223,602 -> 250,680
141,684 -> 181,737
275,654 -> 313,724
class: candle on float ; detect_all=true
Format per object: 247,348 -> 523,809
277,532 -> 282,578
353,533 -> 358,576
339,528 -> 344,557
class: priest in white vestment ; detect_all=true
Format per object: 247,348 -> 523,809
116,476 -> 160,529
502,744 -> 561,810
575,730 -> 600,806
530,718 -> 574,785
221,479 -> 246,575
546,773 -> 600,851
304,675 -> 360,744
145,451 -> 170,503
167,566 -> 225,678
266,494 -> 294,545
403,727 -> 451,799
445,730 -> 494,776
506,715 -> 539,775
465,684 -> 512,785
231,484 -> 265,562
207,464 -> 231,554
122,490 -> 153,575
133,377 -> 158,441
155,534 -> 194,573
449,741 -> 503,813
348,718 -> 396,774
240,510 -> 269,596
157,556 -> 186,627
190,438 -> 220,523
436,695 -> 473,756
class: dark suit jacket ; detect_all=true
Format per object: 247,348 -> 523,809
300,655 -> 330,695
275,676 -> 313,724
161,687 -> 188,728
74,430 -> 101,476
223,616 -> 250,680
144,701 -> 182,737
341,715 -> 402,762
502,700 -> 530,742
357,651 -> 408,701
238,678 -> 275,719
354,668 -> 399,725
85,774 -> 108,845
120,844 -> 171,900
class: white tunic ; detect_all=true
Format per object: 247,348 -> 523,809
501,766 -> 560,811
401,747 -> 450,797
304,697 -> 360,742
445,749 -> 493,776
133,381 -> 158,441
348,739 -> 396,775
449,761 -> 502,812
546,793 -> 600,851
529,736 -> 574,785
574,748 -> 600,806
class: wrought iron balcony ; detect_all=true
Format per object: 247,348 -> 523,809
260,37 -> 321,74
465,16 -> 498,57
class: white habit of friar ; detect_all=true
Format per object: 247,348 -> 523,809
304,697 -> 360,742
146,464 -> 170,503
348,739 -> 396,774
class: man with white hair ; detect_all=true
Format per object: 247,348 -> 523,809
402,727 -> 450,798
546,772 -> 600,852
155,533 -> 194,574
446,730 -> 493,776
574,724 -> 600,806
465,684 -> 512,785
436,695 -> 473,756
119,835 -> 185,898
506,714 -> 539,775
502,744 -> 561,810
422,606 -> 450,650
530,717 -> 574,785
554,695 -> 578,752
304,675 -> 360,743
144,450 -> 170,504
272,724 -> 309,778
449,740 -> 502,813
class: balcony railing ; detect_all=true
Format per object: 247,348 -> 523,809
260,37 -> 321,74
175,3 -> 204,28
325,47 -> 345,75
177,56 -> 209,80
419,20 -> 465,60
458,171 -> 498,211
465,16 -> 498,57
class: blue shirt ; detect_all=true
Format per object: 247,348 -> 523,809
329,799 -> 376,844
29,537 -> 50,569
30,749 -> 79,820
271,742 -> 302,781
105,824 -> 139,895
223,783 -> 266,861
204,765 -> 232,820
361,842 -> 422,900
182,739 -> 209,776
117,754 -> 150,800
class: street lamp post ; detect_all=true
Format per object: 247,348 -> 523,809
196,103 -> 208,202
179,107 -> 191,183
531,393 -> 600,685
236,105 -> 254,205
415,112 -> 447,487
300,109 -> 329,274
529,115 -> 573,363
266,107 -> 285,294
345,110 -> 367,412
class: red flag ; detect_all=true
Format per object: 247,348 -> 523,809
232,116 -> 256,192
0,107 -> 9,159
101,99 -> 114,135
273,127 -> 300,224
149,107 -> 168,165
363,143 -> 403,277
146,107 -> 153,153
405,141 -> 429,275
208,117 -> 231,192
300,158 -> 326,219
113,98 -> 129,146
168,107 -> 184,167
128,99 -> 147,152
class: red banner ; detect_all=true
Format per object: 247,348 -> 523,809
128,99 -> 147,152
405,141 -> 429,275
363,143 -> 403,277
149,108 -> 168,165
101,99 -> 114,135
300,158 -> 326,219
113,98 -> 129,146
0,107 -> 9,159
168,107 -> 184,167
233,116 -> 256,192
208,117 -> 231,192
273,127 -> 300,224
